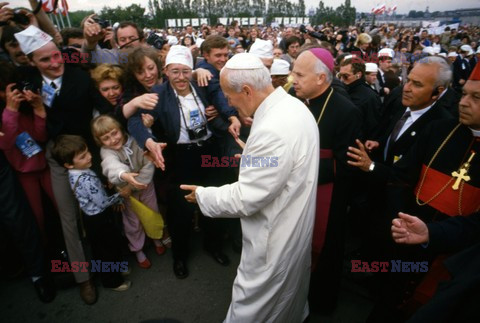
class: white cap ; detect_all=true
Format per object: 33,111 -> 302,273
270,59 -> 290,75
14,25 -> 53,55
248,39 -> 273,59
195,38 -> 204,48
448,51 -> 458,58
167,35 -> 179,45
422,46 -> 435,56
365,62 -> 378,73
165,45 -> 193,69
225,53 -> 264,70
460,44 -> 472,53
378,48 -> 394,59
438,52 -> 447,58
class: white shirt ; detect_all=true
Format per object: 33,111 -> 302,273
174,88 -> 212,144
470,128 -> 480,137
378,69 -> 385,83
396,103 -> 435,139
196,87 -> 319,323
42,75 -> 62,91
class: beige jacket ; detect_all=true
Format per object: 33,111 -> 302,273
100,135 -> 154,189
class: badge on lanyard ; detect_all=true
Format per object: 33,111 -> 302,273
15,132 -> 42,158
42,82 -> 57,107
190,109 -> 201,127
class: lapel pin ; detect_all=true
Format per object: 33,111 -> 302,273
411,131 -> 416,136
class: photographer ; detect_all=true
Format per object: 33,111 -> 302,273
82,16 -> 144,65
0,1 -> 61,45
128,45 -> 231,279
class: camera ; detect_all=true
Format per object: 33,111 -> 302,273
187,124 -> 208,141
146,32 -> 167,50
93,17 -> 110,29
13,81 -> 39,93
12,10 -> 30,25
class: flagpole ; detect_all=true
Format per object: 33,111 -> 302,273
53,13 -> 61,29
65,11 -> 72,27
58,12 -> 66,29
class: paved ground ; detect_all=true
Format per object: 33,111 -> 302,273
0,230 -> 373,323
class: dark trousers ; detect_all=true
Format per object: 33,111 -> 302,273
166,140 -> 225,261
0,154 -> 44,277
83,209 -> 124,288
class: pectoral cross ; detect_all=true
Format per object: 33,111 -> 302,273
451,152 -> 476,190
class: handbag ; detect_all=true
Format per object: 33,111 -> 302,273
129,196 -> 164,239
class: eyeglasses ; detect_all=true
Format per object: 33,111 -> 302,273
169,69 -> 192,78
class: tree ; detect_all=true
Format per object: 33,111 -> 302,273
68,10 -> 94,27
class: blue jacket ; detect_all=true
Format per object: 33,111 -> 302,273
128,81 -> 223,149
196,60 -> 238,119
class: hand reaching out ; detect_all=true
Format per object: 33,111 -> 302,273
391,212 -> 429,245
120,172 -> 148,190
180,184 -> 198,204
228,116 -> 241,139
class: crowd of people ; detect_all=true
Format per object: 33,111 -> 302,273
1,2 -> 480,322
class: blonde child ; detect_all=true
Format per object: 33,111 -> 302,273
91,115 -> 166,269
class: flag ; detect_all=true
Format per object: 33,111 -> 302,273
372,4 -> 386,15
41,0 -> 55,13
60,0 -> 69,16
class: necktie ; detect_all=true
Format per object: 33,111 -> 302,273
389,110 -> 411,146
390,111 -> 410,144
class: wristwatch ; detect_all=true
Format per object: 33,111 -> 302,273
368,162 -> 375,172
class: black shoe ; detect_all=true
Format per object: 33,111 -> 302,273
208,250 -> 230,266
33,276 -> 56,303
173,260 -> 189,279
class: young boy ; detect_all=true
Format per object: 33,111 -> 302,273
52,135 -> 131,296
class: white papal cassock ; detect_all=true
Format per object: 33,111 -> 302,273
196,87 -> 319,323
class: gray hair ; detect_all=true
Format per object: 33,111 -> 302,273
313,57 -> 333,84
417,56 -> 452,88
221,66 -> 272,93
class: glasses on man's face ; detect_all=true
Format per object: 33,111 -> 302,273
337,72 -> 354,80
169,69 -> 192,78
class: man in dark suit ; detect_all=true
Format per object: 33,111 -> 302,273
128,45 -> 230,279
364,56 -> 454,167
15,25 -> 106,304
375,48 -> 394,100
349,60 -> 480,322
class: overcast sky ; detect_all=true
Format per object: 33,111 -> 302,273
12,0 -> 480,15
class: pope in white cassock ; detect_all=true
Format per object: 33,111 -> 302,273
181,53 -> 319,323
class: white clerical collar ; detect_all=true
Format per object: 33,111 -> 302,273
470,128 -> 480,137
42,75 -> 62,89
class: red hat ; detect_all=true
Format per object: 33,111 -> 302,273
309,48 -> 334,73
469,63 -> 480,81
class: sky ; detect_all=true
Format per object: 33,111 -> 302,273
10,0 -> 480,15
